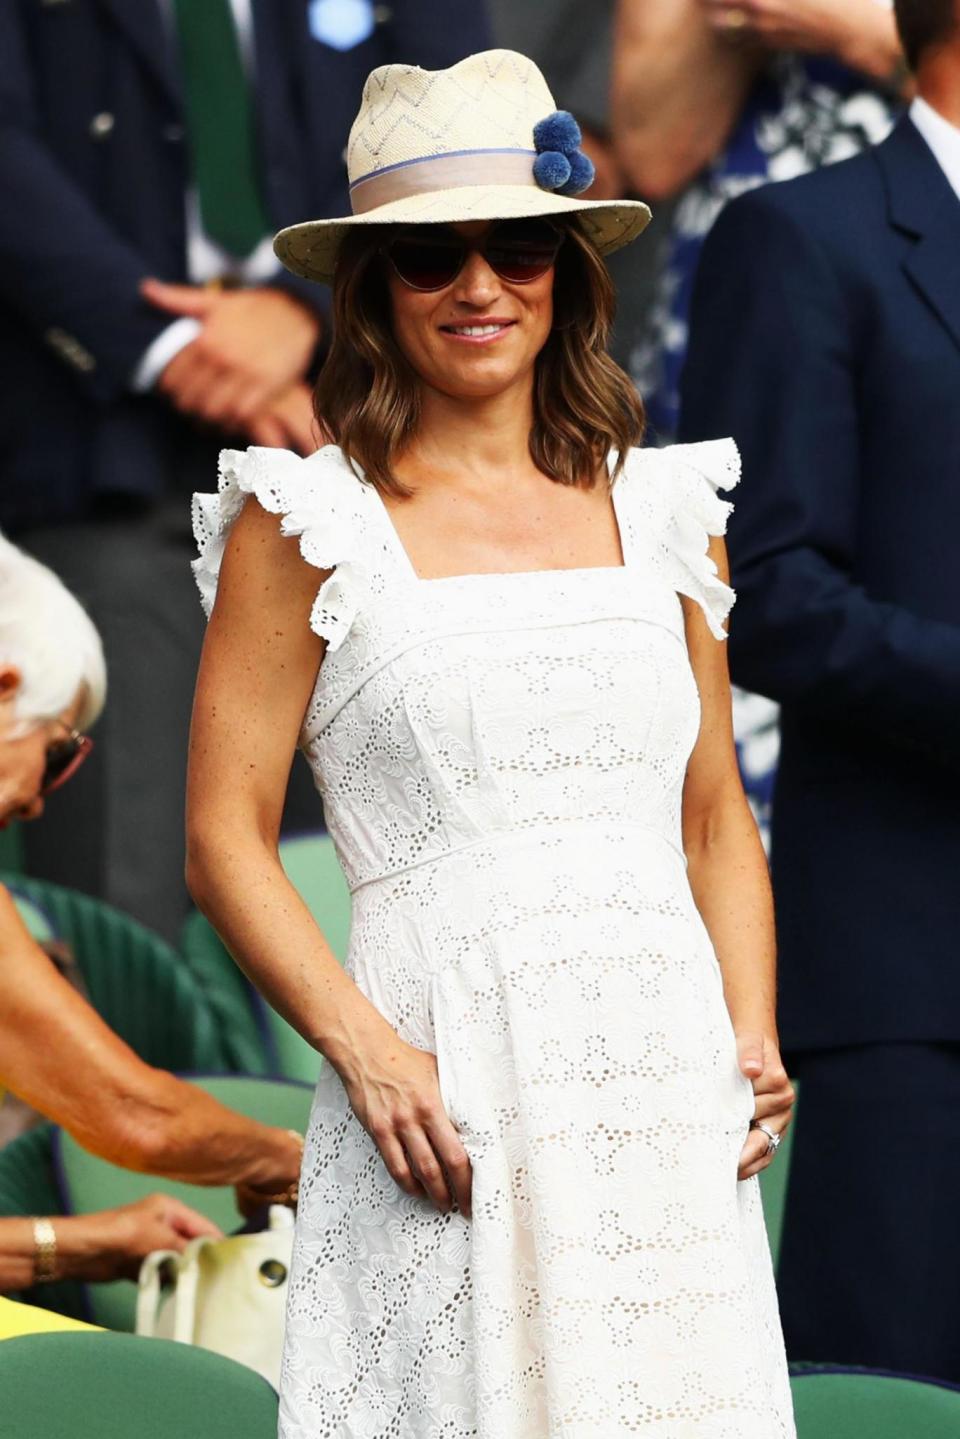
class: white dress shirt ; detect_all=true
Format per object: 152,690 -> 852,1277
133,0 -> 282,390
909,95 -> 960,204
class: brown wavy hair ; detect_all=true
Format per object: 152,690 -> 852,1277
313,216 -> 646,499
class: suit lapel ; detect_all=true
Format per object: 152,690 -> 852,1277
905,227 -> 960,357
878,117 -> 960,356
94,0 -> 182,110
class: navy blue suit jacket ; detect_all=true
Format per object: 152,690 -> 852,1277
0,0 -> 491,529
679,118 -> 960,1052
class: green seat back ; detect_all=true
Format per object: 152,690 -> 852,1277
791,1368 -> 960,1438
9,891 -> 55,943
0,1126 -> 87,1323
757,1080 -> 798,1272
179,910 -> 322,1084
180,910 -> 271,1076
180,833 -> 350,1084
54,1075 -> 313,1332
0,826 -> 22,877
0,873 -> 228,1073
0,1332 -> 278,1439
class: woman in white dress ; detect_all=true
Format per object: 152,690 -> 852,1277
187,49 -> 796,1439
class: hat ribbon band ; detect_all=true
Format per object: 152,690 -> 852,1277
349,148 -> 537,215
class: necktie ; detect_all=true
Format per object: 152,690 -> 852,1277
171,0 -> 273,259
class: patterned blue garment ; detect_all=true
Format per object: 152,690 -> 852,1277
634,57 -> 896,445
631,55 -> 897,842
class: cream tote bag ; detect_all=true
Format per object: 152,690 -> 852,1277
135,1205 -> 295,1388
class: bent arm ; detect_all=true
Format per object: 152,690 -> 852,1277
679,193 -> 960,769
185,498 -> 396,1075
0,889 -> 297,1188
680,549 -> 778,1039
610,0 -> 761,199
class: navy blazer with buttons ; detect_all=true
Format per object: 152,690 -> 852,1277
0,0 -> 491,530
678,118 -> 960,1053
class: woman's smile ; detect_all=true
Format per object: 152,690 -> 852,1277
438,318 -> 518,345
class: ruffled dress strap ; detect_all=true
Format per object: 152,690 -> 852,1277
631,437 -> 741,640
191,444 -> 375,653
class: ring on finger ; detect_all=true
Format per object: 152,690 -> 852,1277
751,1120 -> 781,1156
719,6 -> 749,29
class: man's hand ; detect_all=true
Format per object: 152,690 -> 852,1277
246,382 -> 322,456
142,279 -> 322,431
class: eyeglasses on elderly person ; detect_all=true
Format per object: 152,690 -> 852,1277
0,533 -> 105,827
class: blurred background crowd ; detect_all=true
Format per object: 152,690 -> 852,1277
2,0 -> 959,1433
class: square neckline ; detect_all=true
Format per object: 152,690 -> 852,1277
366,453 -> 631,586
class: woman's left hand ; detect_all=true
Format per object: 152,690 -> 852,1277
701,0 -> 852,56
735,1029 -> 795,1180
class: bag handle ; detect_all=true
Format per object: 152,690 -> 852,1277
135,1248 -> 180,1337
136,1236 -> 216,1344
170,1237 -> 209,1344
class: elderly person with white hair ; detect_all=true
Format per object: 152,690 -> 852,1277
0,534 -> 303,1336
0,532 -> 106,827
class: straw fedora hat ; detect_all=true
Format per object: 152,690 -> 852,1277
273,49 -> 652,286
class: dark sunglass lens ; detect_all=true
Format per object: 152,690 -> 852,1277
485,221 -> 562,283
388,239 -> 464,290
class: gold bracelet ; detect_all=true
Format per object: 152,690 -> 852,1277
32,1217 -> 58,1284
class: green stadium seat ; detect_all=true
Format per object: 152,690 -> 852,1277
0,874 -> 228,1073
0,1331 -> 278,1439
791,1366 -> 960,1437
180,910 -> 272,1076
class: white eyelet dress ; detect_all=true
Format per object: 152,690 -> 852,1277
192,439 -> 795,1439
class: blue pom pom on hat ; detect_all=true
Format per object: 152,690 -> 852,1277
532,151 -> 571,191
532,110 -> 595,197
533,111 -> 582,156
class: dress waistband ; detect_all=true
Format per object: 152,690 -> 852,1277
347,817 -> 687,895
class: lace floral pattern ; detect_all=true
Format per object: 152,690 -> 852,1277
193,439 -> 795,1438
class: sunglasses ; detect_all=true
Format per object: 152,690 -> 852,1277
383,219 -> 565,292
41,729 -> 94,797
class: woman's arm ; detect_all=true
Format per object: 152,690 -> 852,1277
0,1195 -> 220,1292
185,497 -> 472,1217
702,0 -> 908,92
611,0 -> 762,200
0,888 -> 299,1191
680,537 -> 795,1178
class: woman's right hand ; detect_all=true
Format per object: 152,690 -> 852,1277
334,1027 -> 473,1219
68,1194 -> 222,1283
